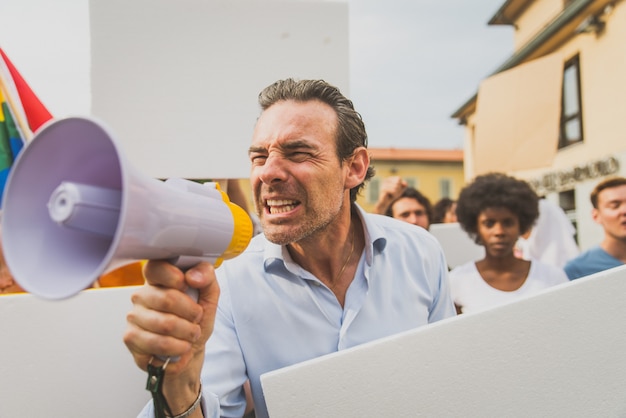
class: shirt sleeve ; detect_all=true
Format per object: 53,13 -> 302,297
427,240 -> 457,322
563,259 -> 582,280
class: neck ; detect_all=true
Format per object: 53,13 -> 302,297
601,236 -> 626,262
287,216 -> 363,306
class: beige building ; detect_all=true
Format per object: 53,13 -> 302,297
357,148 -> 465,213
452,0 -> 626,250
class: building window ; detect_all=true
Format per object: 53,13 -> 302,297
439,178 -> 451,198
559,189 -> 578,244
558,55 -> 583,149
368,178 -> 380,203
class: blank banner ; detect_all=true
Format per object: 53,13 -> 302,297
90,0 -> 349,179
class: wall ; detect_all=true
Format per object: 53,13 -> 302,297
513,0 -> 564,49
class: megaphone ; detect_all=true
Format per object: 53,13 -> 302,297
1,117 -> 253,300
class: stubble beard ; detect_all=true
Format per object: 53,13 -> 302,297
259,196 -> 345,246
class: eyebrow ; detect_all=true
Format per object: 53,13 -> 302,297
248,140 -> 316,155
605,198 -> 626,205
248,146 -> 265,155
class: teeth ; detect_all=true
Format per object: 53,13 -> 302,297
266,199 -> 298,214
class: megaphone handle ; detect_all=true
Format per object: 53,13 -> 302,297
184,287 -> 199,302
155,264 -> 199,363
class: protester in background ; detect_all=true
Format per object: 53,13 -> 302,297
449,172 -> 568,314
372,175 -> 407,215
95,262 -> 146,288
225,178 -> 263,237
384,187 -> 433,230
371,176 -> 433,229
564,177 -> 626,280
123,78 -> 456,418
432,197 -> 457,224
0,231 -> 23,294
515,198 -> 579,268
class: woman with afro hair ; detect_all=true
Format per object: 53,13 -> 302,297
449,172 -> 568,314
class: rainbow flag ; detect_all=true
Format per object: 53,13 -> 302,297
0,47 -> 53,207
0,89 -> 24,206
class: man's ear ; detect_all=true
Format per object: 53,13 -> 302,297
591,207 -> 601,225
345,147 -> 370,189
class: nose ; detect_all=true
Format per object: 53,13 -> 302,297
406,213 -> 421,226
257,153 -> 288,185
492,223 -> 506,235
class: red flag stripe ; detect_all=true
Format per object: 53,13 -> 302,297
0,48 -> 53,132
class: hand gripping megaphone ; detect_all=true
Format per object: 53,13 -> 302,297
1,117 -> 253,300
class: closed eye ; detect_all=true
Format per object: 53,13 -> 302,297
287,151 -> 312,162
249,153 -> 267,165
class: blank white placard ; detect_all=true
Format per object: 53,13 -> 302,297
89,0 -> 349,179
262,265 -> 626,417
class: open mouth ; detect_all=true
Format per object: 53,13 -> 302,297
266,199 -> 300,214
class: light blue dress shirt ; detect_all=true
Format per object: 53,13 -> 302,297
140,205 -> 455,418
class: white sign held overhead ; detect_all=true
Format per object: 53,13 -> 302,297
89,0 -> 349,179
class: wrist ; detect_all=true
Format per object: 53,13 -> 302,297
164,383 -> 202,418
163,378 -> 202,416
374,197 -> 392,214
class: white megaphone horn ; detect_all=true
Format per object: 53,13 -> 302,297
1,116 -> 253,300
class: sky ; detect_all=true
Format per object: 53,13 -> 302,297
0,0 -> 514,152
347,0 -> 514,150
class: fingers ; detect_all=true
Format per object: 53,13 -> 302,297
124,288 -> 201,365
124,261 -> 220,372
382,176 -> 407,198
185,263 -> 221,346
143,260 -> 186,290
129,294 -> 202,342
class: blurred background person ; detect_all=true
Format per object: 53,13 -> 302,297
449,173 -> 568,314
0,232 -> 23,294
372,175 -> 407,215
95,262 -> 146,288
372,176 -> 433,229
432,197 -> 457,224
564,177 -> 626,280
385,187 -> 433,230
